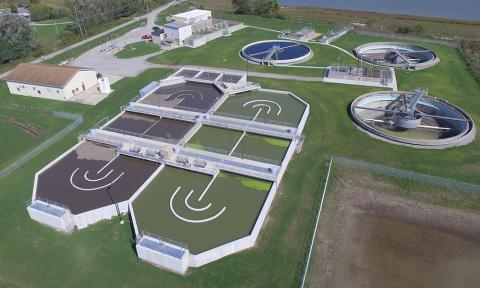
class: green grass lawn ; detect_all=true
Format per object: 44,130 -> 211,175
148,27 -> 355,76
115,41 -> 161,59
33,23 -> 70,45
0,106 -> 70,171
0,24 -> 479,287
213,11 -> 334,34
332,32 -> 395,52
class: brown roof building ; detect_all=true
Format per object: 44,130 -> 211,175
4,63 -> 94,88
4,63 -> 98,101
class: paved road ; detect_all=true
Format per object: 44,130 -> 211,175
74,47 -> 324,82
0,0 -> 184,79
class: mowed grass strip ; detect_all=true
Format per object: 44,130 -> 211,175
115,41 -> 161,59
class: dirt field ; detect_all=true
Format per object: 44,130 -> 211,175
308,168 -> 480,288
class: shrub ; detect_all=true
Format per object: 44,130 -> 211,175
30,3 -> 54,21
396,26 -> 413,34
459,40 -> 480,82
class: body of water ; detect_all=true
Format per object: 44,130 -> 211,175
279,0 -> 480,21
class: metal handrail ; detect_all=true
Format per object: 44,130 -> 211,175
103,127 -> 176,144
213,111 -> 297,128
32,197 -> 71,212
137,231 -> 189,250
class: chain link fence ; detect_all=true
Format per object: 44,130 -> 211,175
213,11 -> 336,34
352,29 -> 458,47
300,155 -> 480,287
0,112 -> 83,181
332,156 -> 480,196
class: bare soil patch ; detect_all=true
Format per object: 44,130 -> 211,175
0,115 -> 44,137
308,169 -> 480,288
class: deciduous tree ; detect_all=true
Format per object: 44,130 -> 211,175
0,14 -> 37,62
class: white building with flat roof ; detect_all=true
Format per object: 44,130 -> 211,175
164,21 -> 192,45
169,9 -> 212,24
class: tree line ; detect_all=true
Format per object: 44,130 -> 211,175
0,0 -> 170,63
232,0 -> 281,18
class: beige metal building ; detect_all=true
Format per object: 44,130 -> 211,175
4,63 -> 97,101
168,9 -> 212,24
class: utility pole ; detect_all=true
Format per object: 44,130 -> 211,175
82,20 -> 88,37
54,21 -> 60,41
74,7 -> 84,39
145,0 -> 150,14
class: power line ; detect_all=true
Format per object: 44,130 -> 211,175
75,2 -> 142,23
74,7 -> 85,39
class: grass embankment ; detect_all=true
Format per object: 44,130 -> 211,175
115,41 -> 161,59
213,10 -> 333,34
282,7 -> 480,40
149,27 -> 355,76
459,40 -> 480,82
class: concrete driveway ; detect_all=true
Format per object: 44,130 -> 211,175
69,0 -> 183,82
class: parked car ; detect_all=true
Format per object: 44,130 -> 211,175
141,34 -> 152,40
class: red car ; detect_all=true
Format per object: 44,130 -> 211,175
141,34 -> 152,41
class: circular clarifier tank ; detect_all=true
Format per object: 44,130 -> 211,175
350,90 -> 475,149
240,40 -> 313,65
353,42 -> 439,70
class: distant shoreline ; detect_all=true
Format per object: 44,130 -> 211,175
281,5 -> 480,25
279,1 -> 480,22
